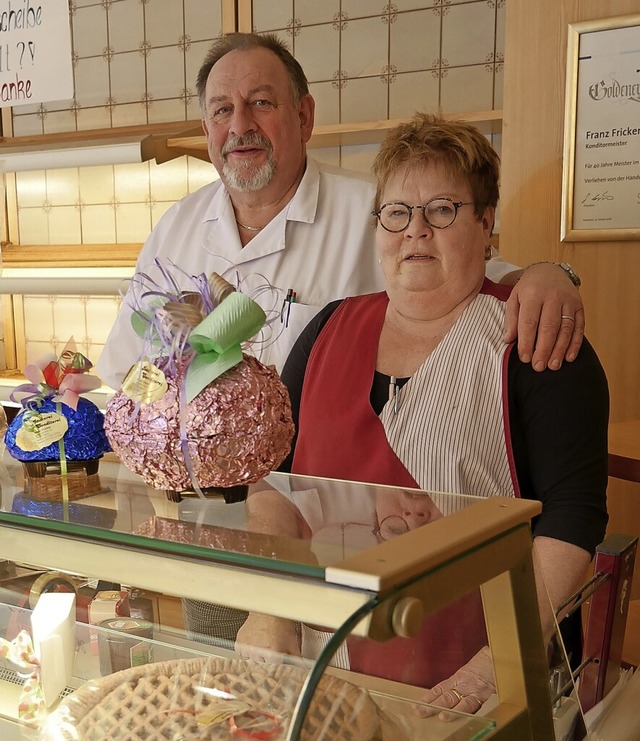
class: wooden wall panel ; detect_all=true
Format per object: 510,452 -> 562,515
500,0 -> 640,598
500,0 -> 640,422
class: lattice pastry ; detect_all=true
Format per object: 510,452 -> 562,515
42,656 -> 404,739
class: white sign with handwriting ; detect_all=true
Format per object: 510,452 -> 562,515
0,0 -> 73,108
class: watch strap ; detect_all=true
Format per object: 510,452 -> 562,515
558,262 -> 581,288
527,261 -> 581,288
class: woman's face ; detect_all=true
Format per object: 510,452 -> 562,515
376,162 -> 494,311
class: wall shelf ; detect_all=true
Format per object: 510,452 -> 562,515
0,110 -> 503,169
157,109 -> 503,163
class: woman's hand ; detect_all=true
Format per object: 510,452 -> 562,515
235,614 -> 301,664
418,646 -> 495,721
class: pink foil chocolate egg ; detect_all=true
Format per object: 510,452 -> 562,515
104,355 -> 294,491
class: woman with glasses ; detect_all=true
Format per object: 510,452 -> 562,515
238,114 -> 609,717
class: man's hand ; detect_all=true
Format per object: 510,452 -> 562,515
503,263 -> 584,371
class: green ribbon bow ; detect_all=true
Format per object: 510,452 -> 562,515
185,292 -> 266,403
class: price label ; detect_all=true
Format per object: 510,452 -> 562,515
121,361 -> 168,404
15,412 -> 68,451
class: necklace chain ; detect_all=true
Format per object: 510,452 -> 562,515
236,219 -> 263,232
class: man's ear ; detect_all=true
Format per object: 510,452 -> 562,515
299,94 -> 315,144
201,117 -> 209,137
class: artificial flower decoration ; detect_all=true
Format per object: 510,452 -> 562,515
4,338 -> 110,463
20,338 -> 102,411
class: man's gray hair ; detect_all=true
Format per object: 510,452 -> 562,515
196,32 -> 309,110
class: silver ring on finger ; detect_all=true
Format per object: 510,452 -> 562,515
561,315 -> 575,322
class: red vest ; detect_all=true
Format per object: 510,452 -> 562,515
292,292 -> 487,687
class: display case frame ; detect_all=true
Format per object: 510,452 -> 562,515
0,459 -> 556,739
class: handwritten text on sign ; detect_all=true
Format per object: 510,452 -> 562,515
0,0 -> 73,107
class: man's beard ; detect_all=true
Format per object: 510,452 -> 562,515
221,133 -> 276,192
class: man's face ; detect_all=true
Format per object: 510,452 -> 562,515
201,47 -> 314,195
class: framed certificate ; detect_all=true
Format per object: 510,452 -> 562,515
561,15 -> 640,241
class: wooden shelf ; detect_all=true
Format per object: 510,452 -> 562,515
0,243 -> 139,267
0,120 -> 192,152
0,110 -> 502,168
159,109 -> 503,163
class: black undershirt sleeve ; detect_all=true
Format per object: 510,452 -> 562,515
507,339 -> 609,555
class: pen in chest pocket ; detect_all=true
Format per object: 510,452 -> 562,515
389,375 -> 398,414
280,289 -> 297,327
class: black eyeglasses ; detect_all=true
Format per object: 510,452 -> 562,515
372,198 -> 474,232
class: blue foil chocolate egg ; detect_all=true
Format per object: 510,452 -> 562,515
4,397 -> 111,461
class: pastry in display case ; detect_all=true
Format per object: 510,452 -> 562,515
0,453 -> 573,739
43,656 -> 406,740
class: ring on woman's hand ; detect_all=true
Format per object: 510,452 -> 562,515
449,688 -> 464,703
561,315 -> 575,322
468,694 -> 483,708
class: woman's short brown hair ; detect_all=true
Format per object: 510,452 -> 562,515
372,113 -> 500,218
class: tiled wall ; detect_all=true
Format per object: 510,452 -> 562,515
12,0 -> 222,136
12,155 -> 217,371
3,0 -> 504,384
18,294 -> 121,370
15,157 -> 216,245
251,0 -> 504,124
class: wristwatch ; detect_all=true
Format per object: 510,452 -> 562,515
558,262 -> 581,288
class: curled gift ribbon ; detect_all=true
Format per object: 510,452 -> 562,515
0,630 -> 45,721
126,264 -> 266,403
11,338 -> 101,412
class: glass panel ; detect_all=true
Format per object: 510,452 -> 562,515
0,599 -> 495,738
0,453 -> 483,581
233,481 -> 571,739
235,477 -> 504,739
548,621 -> 585,741
0,602 -> 230,736
0,454 -> 563,737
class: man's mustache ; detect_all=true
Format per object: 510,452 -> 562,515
222,133 -> 273,157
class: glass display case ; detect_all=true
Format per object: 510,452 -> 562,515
0,453 -> 558,739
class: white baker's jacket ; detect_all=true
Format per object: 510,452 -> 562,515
97,157 -> 515,390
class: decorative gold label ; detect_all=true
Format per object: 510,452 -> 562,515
15,412 -> 68,452
121,361 -> 168,403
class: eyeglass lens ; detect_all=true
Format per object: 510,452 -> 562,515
379,199 -> 461,232
378,514 -> 410,540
